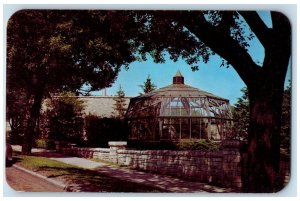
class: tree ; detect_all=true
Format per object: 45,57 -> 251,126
231,87 -> 249,141
233,83 -> 290,150
112,85 -> 127,119
42,92 -> 85,144
132,11 -> 290,192
280,81 -> 291,152
6,87 -> 29,144
7,10 -> 139,155
139,74 -> 157,95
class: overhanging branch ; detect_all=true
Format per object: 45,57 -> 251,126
175,11 -> 261,86
239,11 -> 271,47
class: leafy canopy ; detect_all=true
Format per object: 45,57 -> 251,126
7,10 -> 140,95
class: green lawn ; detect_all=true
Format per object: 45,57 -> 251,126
13,154 -> 166,192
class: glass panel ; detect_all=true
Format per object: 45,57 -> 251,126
180,97 -> 190,116
128,122 -> 138,140
160,98 -> 171,116
191,118 -> 200,139
161,118 -> 180,140
181,118 -> 190,139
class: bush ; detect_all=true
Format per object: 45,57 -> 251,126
128,139 -> 221,151
127,140 -> 177,150
40,92 -> 85,145
176,139 -> 221,151
34,139 -> 56,150
85,115 -> 129,147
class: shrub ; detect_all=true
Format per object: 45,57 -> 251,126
128,139 -> 221,151
176,139 -> 221,151
41,92 -> 85,145
34,139 -> 56,150
85,115 -> 129,147
127,140 -> 177,150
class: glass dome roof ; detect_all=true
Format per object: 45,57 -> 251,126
126,71 -> 232,120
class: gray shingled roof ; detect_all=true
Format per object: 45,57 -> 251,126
79,96 -> 131,117
43,96 -> 131,118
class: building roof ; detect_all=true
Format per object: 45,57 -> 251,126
78,96 -> 131,117
132,72 -> 228,102
43,96 -> 131,118
126,72 -> 232,120
174,70 -> 183,77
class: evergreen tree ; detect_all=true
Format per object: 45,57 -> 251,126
112,86 -> 127,119
42,91 -> 85,144
232,87 -> 249,141
139,75 -> 157,95
232,84 -> 291,150
281,80 -> 291,151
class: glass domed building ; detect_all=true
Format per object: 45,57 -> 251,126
125,71 -> 233,142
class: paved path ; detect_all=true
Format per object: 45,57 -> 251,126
6,166 -> 64,192
51,157 -> 231,193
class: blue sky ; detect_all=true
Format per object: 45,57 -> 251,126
91,11 -> 292,105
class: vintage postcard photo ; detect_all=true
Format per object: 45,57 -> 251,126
5,8 -> 292,194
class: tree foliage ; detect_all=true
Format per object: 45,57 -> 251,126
85,115 -> 128,148
7,10 -> 140,154
280,81 -> 291,151
112,85 -> 127,119
42,92 -> 85,144
6,87 -> 29,144
7,10 -> 138,95
139,74 -> 157,95
232,84 -> 291,148
231,87 -> 249,141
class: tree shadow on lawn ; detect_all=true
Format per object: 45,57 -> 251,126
32,151 -> 68,158
37,166 -> 167,192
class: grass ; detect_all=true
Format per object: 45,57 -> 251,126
12,153 -> 166,192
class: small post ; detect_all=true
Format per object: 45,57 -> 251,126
108,141 -> 127,164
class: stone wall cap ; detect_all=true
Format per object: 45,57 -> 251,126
108,141 -> 127,146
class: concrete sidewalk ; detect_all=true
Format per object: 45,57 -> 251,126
50,156 -> 232,193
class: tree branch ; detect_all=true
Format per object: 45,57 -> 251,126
239,11 -> 270,47
175,11 -> 261,86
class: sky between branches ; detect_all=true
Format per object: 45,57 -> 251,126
91,11 -> 292,104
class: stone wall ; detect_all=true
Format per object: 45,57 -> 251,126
116,149 -> 230,187
61,147 -> 110,161
61,140 -> 243,190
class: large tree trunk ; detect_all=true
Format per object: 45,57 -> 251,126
244,43 -> 290,192
176,11 -> 291,192
245,82 -> 284,192
22,85 -> 44,155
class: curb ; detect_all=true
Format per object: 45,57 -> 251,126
13,164 -> 67,190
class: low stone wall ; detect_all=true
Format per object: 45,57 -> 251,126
61,147 -> 110,161
117,149 -> 233,187
61,140 -> 243,190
